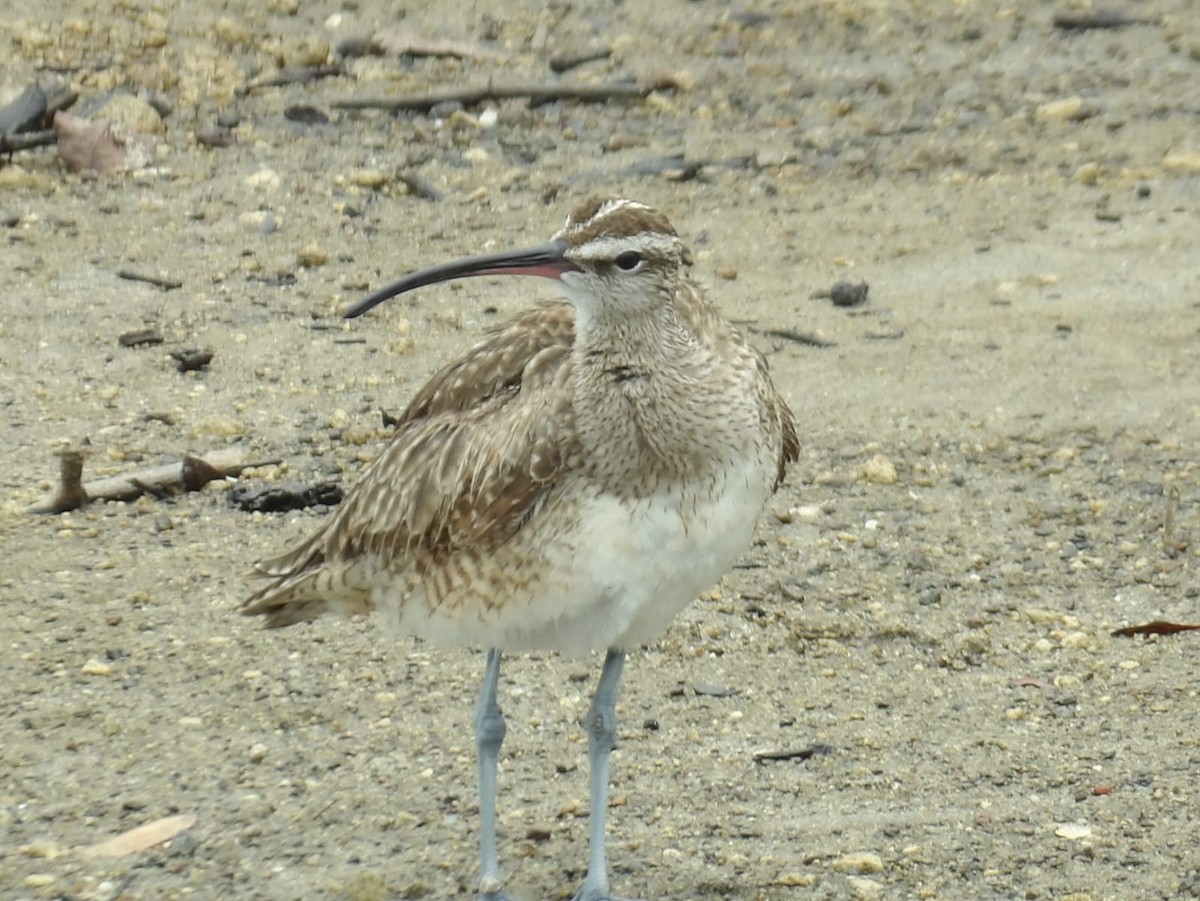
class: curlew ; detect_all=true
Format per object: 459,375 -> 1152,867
242,197 -> 798,901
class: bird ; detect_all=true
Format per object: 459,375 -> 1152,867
241,196 -> 799,901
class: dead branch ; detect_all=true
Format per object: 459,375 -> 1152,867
331,80 -> 656,114
117,268 -> 183,291
240,64 -> 345,95
27,445 -> 281,514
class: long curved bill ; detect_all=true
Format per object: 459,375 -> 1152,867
344,239 -> 576,319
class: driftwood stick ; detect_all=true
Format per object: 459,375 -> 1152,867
28,446 -> 281,513
332,80 -> 652,113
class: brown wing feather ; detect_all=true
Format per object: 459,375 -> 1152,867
399,301 -> 574,422
241,303 -> 577,624
754,346 -> 799,489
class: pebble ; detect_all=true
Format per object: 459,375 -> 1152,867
777,871 -> 816,886
248,742 -> 269,763
848,876 -> 885,899
1162,149 -> 1200,174
1073,162 -> 1101,185
714,265 -> 738,281
1035,96 -> 1097,123
278,36 -> 330,67
192,414 -> 247,437
297,244 -> 329,267
25,874 -> 56,888
1054,822 -> 1092,840
463,147 -> 491,167
859,454 -> 898,485
833,851 -> 884,873
214,16 -> 252,49
604,132 -> 648,152
346,169 -> 388,189
96,93 -> 165,135
245,168 -> 282,191
82,659 -> 112,676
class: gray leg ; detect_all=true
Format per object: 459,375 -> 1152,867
571,648 -> 635,901
475,648 -> 513,901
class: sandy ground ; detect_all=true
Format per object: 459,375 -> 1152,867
2,1 -> 1199,899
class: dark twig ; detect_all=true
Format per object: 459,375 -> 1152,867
548,49 -> 612,74
1052,10 -> 1157,30
241,64 -> 345,95
332,80 -> 654,113
753,743 -> 835,763
1111,620 -> 1200,638
117,269 -> 183,291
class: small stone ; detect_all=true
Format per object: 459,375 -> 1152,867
96,93 -> 165,135
1055,822 -> 1093,840
860,454 -> 898,485
1035,96 -> 1097,123
463,147 -> 491,166
297,244 -> 329,267
245,168 -> 282,191
833,851 -> 884,874
214,16 -> 252,48
604,132 -> 648,152
279,36 -> 329,67
478,108 -> 498,130
777,871 -> 816,886
25,874 -> 56,888
248,742 -> 268,763
714,265 -> 738,281
82,659 -> 112,676
20,840 -> 65,859
347,169 -> 388,189
1162,149 -> 1200,174
168,832 -> 197,857
847,876 -> 885,899
1073,162 -> 1101,185
192,414 -> 247,437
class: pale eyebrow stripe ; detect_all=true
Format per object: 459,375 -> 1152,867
568,233 -> 678,261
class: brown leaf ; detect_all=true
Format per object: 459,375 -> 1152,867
53,111 -> 157,177
1111,620 -> 1200,637
78,813 -> 197,858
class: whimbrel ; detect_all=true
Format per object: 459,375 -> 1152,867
242,197 -> 798,901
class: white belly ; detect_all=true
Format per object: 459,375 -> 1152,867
482,457 -> 771,656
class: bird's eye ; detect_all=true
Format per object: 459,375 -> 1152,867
614,251 -> 643,271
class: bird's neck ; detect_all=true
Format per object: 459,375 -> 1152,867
571,291 -> 696,374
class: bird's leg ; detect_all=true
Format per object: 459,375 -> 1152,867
474,648 -> 512,901
571,648 -> 631,901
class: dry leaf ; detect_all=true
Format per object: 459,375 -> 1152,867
53,111 -> 158,177
1111,620 -> 1200,637
371,27 -> 500,60
78,813 -> 197,858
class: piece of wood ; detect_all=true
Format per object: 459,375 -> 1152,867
78,813 -> 197,859
27,446 -> 281,513
331,80 -> 654,113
